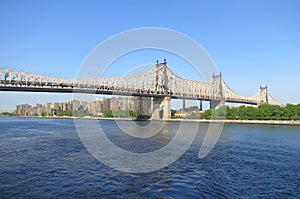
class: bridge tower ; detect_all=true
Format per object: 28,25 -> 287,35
210,72 -> 225,109
258,85 -> 269,105
162,59 -> 171,119
151,59 -> 171,120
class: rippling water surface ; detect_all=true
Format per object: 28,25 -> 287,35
0,116 -> 300,198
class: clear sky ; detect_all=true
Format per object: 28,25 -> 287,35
0,0 -> 299,110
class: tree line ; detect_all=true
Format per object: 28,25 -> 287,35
103,110 -> 150,120
2,104 -> 300,121
201,104 -> 300,120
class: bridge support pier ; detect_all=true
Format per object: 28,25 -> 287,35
151,97 -> 171,120
199,100 -> 203,111
210,100 -> 225,109
151,98 -> 163,120
163,97 -> 171,120
182,99 -> 186,112
137,96 -> 144,116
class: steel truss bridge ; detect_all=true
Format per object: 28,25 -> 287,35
0,59 -> 279,119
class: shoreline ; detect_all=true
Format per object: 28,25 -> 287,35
6,115 -> 300,126
162,118 -> 300,126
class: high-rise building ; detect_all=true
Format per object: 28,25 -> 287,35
131,97 -> 152,115
86,98 -> 104,116
14,96 -> 153,117
15,104 -> 32,116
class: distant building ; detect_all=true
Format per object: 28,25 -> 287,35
181,106 -> 199,112
14,96 -> 153,117
30,103 -> 43,116
0,109 -> 14,113
15,104 -> 32,116
131,97 -> 151,115
104,98 -> 111,111
86,99 -> 104,116
174,111 -> 190,118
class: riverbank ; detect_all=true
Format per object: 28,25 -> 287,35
171,119 -> 300,126
12,115 -> 300,126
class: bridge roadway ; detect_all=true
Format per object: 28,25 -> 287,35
0,81 -> 258,105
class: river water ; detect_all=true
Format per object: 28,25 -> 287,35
0,116 -> 300,198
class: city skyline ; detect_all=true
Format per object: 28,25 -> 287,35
12,96 -> 153,117
0,0 -> 300,109
7,96 -> 205,118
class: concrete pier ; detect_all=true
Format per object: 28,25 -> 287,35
163,97 -> 171,120
151,97 -> 171,120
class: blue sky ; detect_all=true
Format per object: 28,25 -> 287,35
0,0 -> 300,110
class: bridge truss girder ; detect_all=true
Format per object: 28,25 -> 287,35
0,61 -> 280,106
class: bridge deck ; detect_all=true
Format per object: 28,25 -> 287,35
0,86 -> 258,105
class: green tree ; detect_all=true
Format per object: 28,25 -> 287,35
103,110 -> 113,117
201,109 -> 212,119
